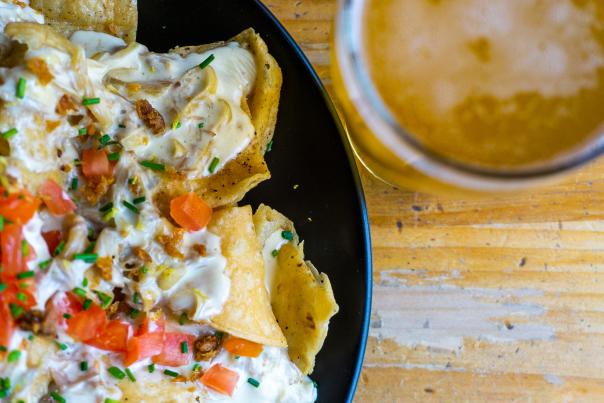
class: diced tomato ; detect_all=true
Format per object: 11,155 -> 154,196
1,224 -> 26,281
200,364 -> 239,396
223,336 -> 263,358
67,303 -> 106,342
82,148 -> 111,178
0,297 -> 15,350
3,283 -> 36,310
87,320 -> 130,352
0,188 -> 40,225
42,231 -> 62,255
152,332 -> 196,366
124,331 -> 164,366
169,193 -> 212,231
39,179 -> 76,215
137,313 -> 166,336
48,292 -> 83,327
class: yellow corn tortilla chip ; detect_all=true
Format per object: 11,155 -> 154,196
208,205 -> 287,347
153,28 -> 282,211
29,0 -> 138,42
253,205 -> 339,375
119,377 -> 199,403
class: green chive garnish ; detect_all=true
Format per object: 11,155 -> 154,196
50,391 -> 66,403
7,350 -> 20,362
0,346 -> 6,352
208,157 -> 220,173
198,122 -> 204,128
54,240 -> 65,256
271,249 -> 279,257
73,287 -> 87,297
108,152 -> 120,161
192,363 -> 201,371
96,291 -> 112,308
2,128 -> 18,140
9,303 -> 23,318
63,313 -> 72,319
83,242 -> 95,254
180,341 -> 188,354
16,77 -> 26,99
107,366 -> 126,380
99,134 -> 111,146
172,120 -> 181,130
16,292 -> 26,302
82,97 -> 101,106
99,202 -> 114,213
71,177 -> 78,191
266,140 -> 273,153
73,158 -> 82,166
281,230 -> 294,241
215,331 -> 224,341
80,361 -> 88,371
129,308 -> 140,319
0,283 -> 6,293
132,196 -> 145,205
104,399 -> 119,403
199,54 -> 215,69
27,334 -> 34,341
22,239 -> 29,256
56,342 -> 68,351
148,363 -> 155,373
74,253 -> 97,263
178,312 -> 187,325
82,277 -> 88,287
78,127 -> 87,135
133,292 -> 141,305
16,271 -> 34,280
163,369 -> 179,377
38,259 -> 51,270
125,368 -> 136,382
0,215 -> 4,231
82,298 -> 92,311
122,201 -> 139,214
247,377 -> 260,388
141,265 -> 149,274
140,160 -> 165,172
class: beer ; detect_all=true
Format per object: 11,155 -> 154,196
333,0 -> 604,193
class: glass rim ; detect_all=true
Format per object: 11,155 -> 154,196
335,0 -> 604,190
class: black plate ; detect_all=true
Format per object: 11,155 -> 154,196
138,2 -> 372,401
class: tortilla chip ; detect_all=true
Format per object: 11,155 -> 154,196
29,0 -> 138,42
253,205 -> 339,375
208,205 -> 287,347
153,28 -> 282,210
119,377 -> 199,403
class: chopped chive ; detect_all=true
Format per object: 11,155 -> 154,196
73,158 -> 82,166
141,265 -> 149,274
178,312 -> 187,325
38,259 -> 51,270
180,341 -> 188,354
16,292 -> 26,302
9,303 -> 23,318
63,313 -> 72,319
71,177 -> 78,191
198,54 -> 215,69
83,242 -> 95,254
172,120 -> 181,130
56,341 -> 68,351
266,140 -> 273,153
163,369 -> 179,377
125,368 -> 136,382
247,377 -> 260,388
82,298 -> 92,311
148,363 -> 155,373
104,399 -> 119,403
1,377 -> 9,389
2,128 -> 18,140
7,350 -> 20,362
80,361 -> 88,371
99,202 -> 114,213
82,97 -> 101,106
140,160 -> 165,172
192,363 -> 201,371
21,239 -> 28,256
281,230 -> 294,241
208,157 -> 220,173
107,366 -> 126,380
16,271 -> 34,280
96,291 -> 112,308
198,122 -> 204,128
0,215 -> 4,231
50,391 -> 66,403
129,308 -> 140,319
54,240 -> 65,256
16,77 -> 26,99
0,283 -> 6,293
18,282 -> 28,289
73,287 -> 87,298
0,346 -> 6,352
27,334 -> 34,341
118,123 -> 126,128
132,196 -> 145,205
74,253 -> 97,263
78,127 -> 87,135
122,200 -> 139,214
271,249 -> 279,257
127,177 -> 135,185
99,134 -> 111,146
82,277 -> 89,287
215,331 -> 224,341
133,292 -> 141,304
107,152 -> 120,161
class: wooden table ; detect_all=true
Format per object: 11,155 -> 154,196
265,1 -> 604,402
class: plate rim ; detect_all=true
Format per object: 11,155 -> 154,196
252,1 -> 373,401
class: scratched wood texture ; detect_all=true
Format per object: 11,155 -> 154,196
264,1 -> 604,402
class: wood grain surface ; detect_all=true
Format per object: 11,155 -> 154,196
264,1 -> 604,402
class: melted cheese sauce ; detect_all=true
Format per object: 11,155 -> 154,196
0,2 -> 317,402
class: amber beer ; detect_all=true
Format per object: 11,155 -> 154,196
333,0 -> 604,194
